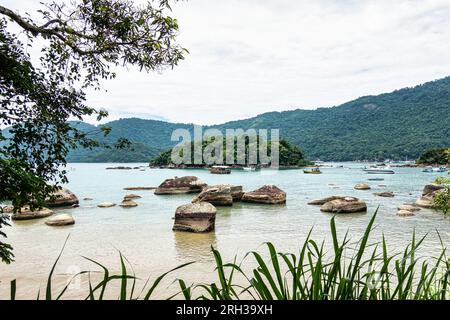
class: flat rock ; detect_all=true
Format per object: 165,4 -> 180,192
242,185 -> 286,204
123,194 -> 142,200
192,185 -> 234,206
354,183 -> 371,190
154,176 -> 207,195
374,192 -> 395,198
9,206 -> 54,221
45,213 -> 75,226
97,202 -> 116,208
173,202 -> 217,233
308,196 -> 344,205
46,187 -> 79,207
320,197 -> 367,213
398,204 -> 420,212
119,200 -> 138,208
397,210 -> 415,217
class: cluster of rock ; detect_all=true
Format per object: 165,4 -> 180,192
308,196 -> 367,213
155,176 -> 287,233
415,183 -> 445,208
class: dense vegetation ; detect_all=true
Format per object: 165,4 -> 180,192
0,0 -> 185,263
149,138 -> 312,167
8,212 -> 450,300
417,147 -> 450,165
55,76 -> 450,162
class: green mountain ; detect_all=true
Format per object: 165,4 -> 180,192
5,76 -> 449,162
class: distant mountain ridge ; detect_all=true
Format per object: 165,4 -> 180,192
13,76 -> 450,162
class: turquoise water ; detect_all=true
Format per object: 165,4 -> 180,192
1,162 -> 449,299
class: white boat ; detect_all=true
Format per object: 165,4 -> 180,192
363,165 -> 395,174
423,166 -> 447,173
243,167 -> 256,171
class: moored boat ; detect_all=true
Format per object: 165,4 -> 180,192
303,167 -> 322,174
209,166 -> 231,174
363,165 -> 395,174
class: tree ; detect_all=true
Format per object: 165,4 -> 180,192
0,0 -> 186,263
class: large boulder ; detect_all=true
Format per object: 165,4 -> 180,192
354,183 -> 371,190
416,184 -> 445,208
45,213 -> 75,226
241,185 -> 286,204
154,176 -> 207,195
7,206 -> 55,221
308,196 -> 344,205
422,184 -> 445,197
173,202 -> 217,233
46,187 -> 79,207
192,185 -> 233,206
320,197 -> 367,213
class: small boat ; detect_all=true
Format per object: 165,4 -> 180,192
209,166 -> 231,174
303,167 -> 322,174
243,167 -> 256,172
423,166 -> 447,173
363,165 -> 395,174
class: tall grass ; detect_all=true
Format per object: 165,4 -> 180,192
6,210 -> 450,300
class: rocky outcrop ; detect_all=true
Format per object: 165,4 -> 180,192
173,202 -> 217,233
320,197 -> 367,213
192,185 -> 233,206
242,185 -> 286,204
46,188 -> 79,207
6,206 -> 55,221
45,214 -> 75,226
154,176 -> 207,195
229,185 -> 245,201
415,184 -> 445,208
354,183 -> 371,190
374,192 -> 395,198
119,200 -> 138,208
308,196 -> 344,205
98,202 -> 116,208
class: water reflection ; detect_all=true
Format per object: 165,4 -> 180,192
173,230 -> 217,262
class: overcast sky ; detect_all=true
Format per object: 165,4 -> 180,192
4,0 -> 450,124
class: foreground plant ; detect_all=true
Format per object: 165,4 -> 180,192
6,211 -> 450,300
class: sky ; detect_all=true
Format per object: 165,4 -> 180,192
3,0 -> 450,125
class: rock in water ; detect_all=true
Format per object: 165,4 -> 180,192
242,185 -> 286,204
173,202 -> 217,233
46,214 -> 75,226
354,183 -> 371,190
192,185 -> 233,206
398,204 -> 420,212
46,187 -> 79,207
320,197 -> 367,213
119,200 -> 138,208
9,206 -> 54,220
123,194 -> 142,200
308,196 -> 344,205
98,202 -> 116,208
415,183 -> 445,208
397,210 -> 415,217
374,192 -> 395,198
154,176 -> 207,195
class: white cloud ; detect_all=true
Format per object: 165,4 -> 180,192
3,0 -> 450,124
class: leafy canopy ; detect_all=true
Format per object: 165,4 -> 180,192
0,0 -> 185,263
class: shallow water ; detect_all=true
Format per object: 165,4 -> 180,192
1,162 -> 449,299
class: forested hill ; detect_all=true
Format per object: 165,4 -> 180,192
58,76 -> 450,161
